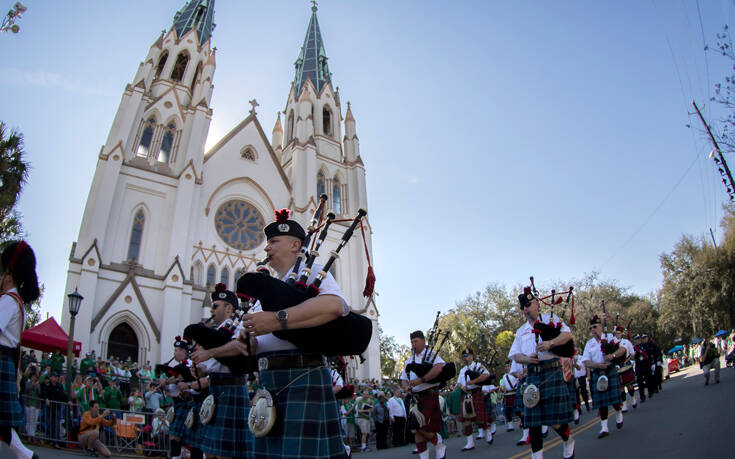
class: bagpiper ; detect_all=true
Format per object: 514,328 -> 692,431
456,347 -> 493,451
509,286 -> 575,459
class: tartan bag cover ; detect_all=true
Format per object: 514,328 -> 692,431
253,350 -> 346,459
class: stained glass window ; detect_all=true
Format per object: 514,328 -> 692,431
206,264 -> 215,287
157,123 -> 175,163
190,62 -> 201,92
323,107 -> 332,137
332,177 -> 341,214
155,52 -> 168,80
287,111 -> 294,143
214,200 -> 265,251
317,171 -> 326,198
136,118 -> 155,158
127,210 -> 145,262
220,267 -> 229,286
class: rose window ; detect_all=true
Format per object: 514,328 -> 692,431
214,200 -> 265,250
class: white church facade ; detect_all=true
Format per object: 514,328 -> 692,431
60,0 -> 380,380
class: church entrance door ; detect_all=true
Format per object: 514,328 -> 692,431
107,323 -> 139,363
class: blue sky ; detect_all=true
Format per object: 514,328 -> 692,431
1,1 -> 733,346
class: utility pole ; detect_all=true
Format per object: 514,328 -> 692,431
692,100 -> 735,201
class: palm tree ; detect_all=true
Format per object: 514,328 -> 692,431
0,121 -> 29,241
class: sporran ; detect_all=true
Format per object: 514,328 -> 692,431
522,383 -> 540,408
199,393 -> 216,424
248,388 -> 276,438
596,374 -> 609,392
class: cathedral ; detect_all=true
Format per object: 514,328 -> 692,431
60,0 -> 380,380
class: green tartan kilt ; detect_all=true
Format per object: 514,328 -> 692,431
0,354 -> 23,428
169,398 -> 192,440
590,368 -> 622,409
253,350 -> 346,459
522,359 -> 573,427
183,396 -> 205,448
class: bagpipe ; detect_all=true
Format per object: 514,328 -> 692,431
466,338 -> 498,384
405,312 -> 456,386
599,300 -> 626,366
236,196 -> 373,356
330,356 -> 355,400
155,345 -> 198,383
182,265 -> 269,375
529,277 -> 576,358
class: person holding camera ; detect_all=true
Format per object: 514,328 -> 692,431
79,401 -> 115,457
76,376 -> 103,413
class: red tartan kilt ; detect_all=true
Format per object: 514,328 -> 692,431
503,392 -> 516,411
458,390 -> 491,423
417,390 -> 443,433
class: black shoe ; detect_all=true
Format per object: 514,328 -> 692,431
542,430 -> 549,438
487,437 -> 493,445
616,421 -> 623,430
461,446 -> 475,452
574,417 -> 580,425
598,431 -> 609,439
716,380 -> 720,384
32,454 -> 39,459
516,440 -> 527,446
412,449 -> 419,454
53,444 -> 61,450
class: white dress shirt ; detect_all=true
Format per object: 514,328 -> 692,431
618,338 -> 634,360
573,354 -> 587,378
387,396 -> 406,418
508,314 -> 571,362
457,361 -> 489,390
500,373 -> 519,392
235,262 -> 347,354
0,288 -> 24,347
580,333 -> 618,366
401,348 -> 445,393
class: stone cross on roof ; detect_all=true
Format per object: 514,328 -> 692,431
248,99 -> 259,115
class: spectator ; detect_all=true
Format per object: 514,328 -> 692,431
40,352 -> 51,372
700,338 -> 720,385
343,397 -> 357,447
80,352 -> 95,377
79,401 -> 115,457
76,376 -> 103,413
50,349 -> 65,376
371,392 -> 390,449
152,407 -> 170,450
144,381 -> 164,413
103,380 -> 123,414
128,390 -> 145,412
41,372 -> 68,449
137,364 -> 154,387
22,373 -> 42,441
355,390 -> 373,452
387,390 -> 407,446
39,365 -> 52,384
71,375 -> 85,393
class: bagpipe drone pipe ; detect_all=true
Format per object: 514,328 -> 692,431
599,300 -> 626,366
236,198 -> 374,356
529,277 -> 576,358
466,347 -> 499,385
405,313 -> 457,385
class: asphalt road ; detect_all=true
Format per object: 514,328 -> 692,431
0,363 -> 730,458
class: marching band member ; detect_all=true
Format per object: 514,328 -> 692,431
190,285 -> 252,459
572,349 -> 590,412
613,326 -> 636,410
456,347 -> 492,451
632,335 -> 650,402
401,331 -> 447,459
499,360 -> 519,432
330,365 -> 351,458
164,337 -> 197,459
0,241 -> 40,459
509,287 -> 575,459
232,211 -> 349,458
581,315 -> 625,439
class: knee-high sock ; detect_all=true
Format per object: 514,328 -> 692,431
553,424 -> 570,442
529,426 -> 543,452
9,428 -> 34,459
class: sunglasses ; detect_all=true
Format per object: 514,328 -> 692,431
461,353 -> 469,357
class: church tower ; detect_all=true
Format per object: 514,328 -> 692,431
278,5 -> 379,379
61,0 -> 217,363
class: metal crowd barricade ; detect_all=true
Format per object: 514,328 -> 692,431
20,397 -> 171,457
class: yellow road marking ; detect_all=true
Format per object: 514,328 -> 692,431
505,417 -> 599,459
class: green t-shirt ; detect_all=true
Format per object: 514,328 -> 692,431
104,386 -> 123,410
50,354 -> 65,373
356,397 -> 372,420
344,400 -> 356,423
80,358 -> 94,376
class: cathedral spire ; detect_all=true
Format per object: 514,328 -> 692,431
173,0 -> 215,45
293,3 -> 332,96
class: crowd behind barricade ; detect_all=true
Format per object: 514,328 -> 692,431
17,349 -> 175,457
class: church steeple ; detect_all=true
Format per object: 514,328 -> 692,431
293,4 -> 332,96
173,0 -> 215,45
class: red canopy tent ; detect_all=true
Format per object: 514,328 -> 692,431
21,317 -> 81,357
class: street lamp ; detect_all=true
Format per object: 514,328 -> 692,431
66,288 -> 83,398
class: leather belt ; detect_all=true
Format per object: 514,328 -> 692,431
258,354 -> 325,371
208,373 -> 247,386
528,358 -> 560,373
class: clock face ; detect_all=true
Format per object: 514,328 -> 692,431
214,200 -> 265,251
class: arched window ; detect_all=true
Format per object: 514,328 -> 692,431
190,62 -> 202,93
127,209 -> 145,262
107,323 -> 139,363
154,51 -> 168,80
206,264 -> 216,287
157,123 -> 176,163
322,107 -> 332,137
136,118 -> 155,158
332,176 -> 341,214
317,170 -> 326,198
171,52 -> 189,82
220,267 -> 229,287
192,261 -> 203,285
286,111 -> 294,143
